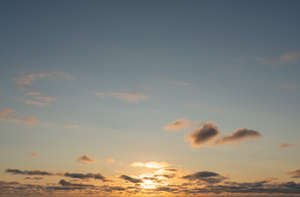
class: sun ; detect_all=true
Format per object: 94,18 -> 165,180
141,179 -> 158,189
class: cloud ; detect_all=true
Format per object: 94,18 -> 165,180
64,172 -> 106,181
96,92 -> 148,102
14,72 -> 73,89
29,153 -> 39,158
64,124 -> 79,129
0,109 -> 38,126
25,92 -> 41,96
120,175 -> 142,184
163,118 -> 198,131
0,109 -> 14,119
182,171 -> 226,184
5,169 -> 53,176
279,143 -> 295,149
24,95 -> 56,107
131,161 -> 169,169
106,158 -> 115,164
258,51 -> 300,66
169,81 -> 191,86
287,169 -> 300,178
214,128 -> 261,145
76,154 -> 96,164
188,122 -> 220,147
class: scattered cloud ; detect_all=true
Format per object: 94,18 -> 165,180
287,169 -> 300,178
279,143 -> 295,149
131,161 -> 169,169
214,128 -> 262,145
163,118 -> 199,131
64,124 -> 79,129
169,81 -> 191,86
64,172 -> 106,181
0,108 -> 38,127
257,51 -> 300,66
14,72 -> 73,89
120,175 -> 142,184
106,158 -> 115,164
25,92 -> 41,96
29,153 -> 39,158
188,122 -> 220,147
24,94 -> 56,107
76,154 -> 96,164
96,92 -> 148,102
182,171 -> 227,184
6,169 -> 53,176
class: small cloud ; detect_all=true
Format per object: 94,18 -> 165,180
279,143 -> 295,149
120,175 -> 142,183
0,108 -> 15,119
214,128 -> 261,145
182,171 -> 226,184
64,172 -> 105,181
131,161 -> 169,169
64,124 -> 79,129
169,81 -> 191,86
24,100 -> 48,107
0,109 -> 38,127
258,51 -> 300,66
6,169 -> 53,176
96,92 -> 148,102
25,92 -> 41,96
76,154 -> 96,164
163,118 -> 199,131
106,158 -> 115,164
29,153 -> 39,158
14,72 -> 73,89
188,122 -> 220,147
24,96 -> 56,107
287,169 -> 300,178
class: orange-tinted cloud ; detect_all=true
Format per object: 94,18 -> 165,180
279,143 -> 295,149
0,108 -> 38,126
96,92 -> 148,102
106,158 -> 115,164
29,153 -> 39,158
163,118 -> 197,131
76,154 -> 96,164
288,169 -> 300,178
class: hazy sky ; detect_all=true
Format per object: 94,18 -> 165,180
1,1 -> 300,197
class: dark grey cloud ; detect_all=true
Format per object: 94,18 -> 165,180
215,128 -> 261,145
287,169 -> 300,178
64,172 -> 106,181
120,175 -> 142,183
188,122 -> 220,147
5,169 -> 53,176
182,171 -> 226,184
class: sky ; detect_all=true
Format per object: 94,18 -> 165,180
0,0 -> 300,196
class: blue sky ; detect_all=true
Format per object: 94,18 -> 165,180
0,1 -> 300,196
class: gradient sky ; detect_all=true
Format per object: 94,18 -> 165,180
1,1 -> 300,197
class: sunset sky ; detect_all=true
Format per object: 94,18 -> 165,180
1,1 -> 300,197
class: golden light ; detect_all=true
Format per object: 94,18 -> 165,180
141,179 -> 158,189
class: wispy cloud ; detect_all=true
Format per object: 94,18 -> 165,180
29,153 -> 39,158
182,171 -> 227,184
76,154 -> 96,164
14,72 -> 73,89
96,92 -> 148,102
6,169 -> 53,176
163,118 -> 200,132
288,169 -> 300,178
279,143 -> 295,149
106,158 -> 115,164
64,124 -> 80,129
120,175 -> 142,183
257,51 -> 300,66
24,95 -> 56,107
131,161 -> 169,169
0,108 -> 38,127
